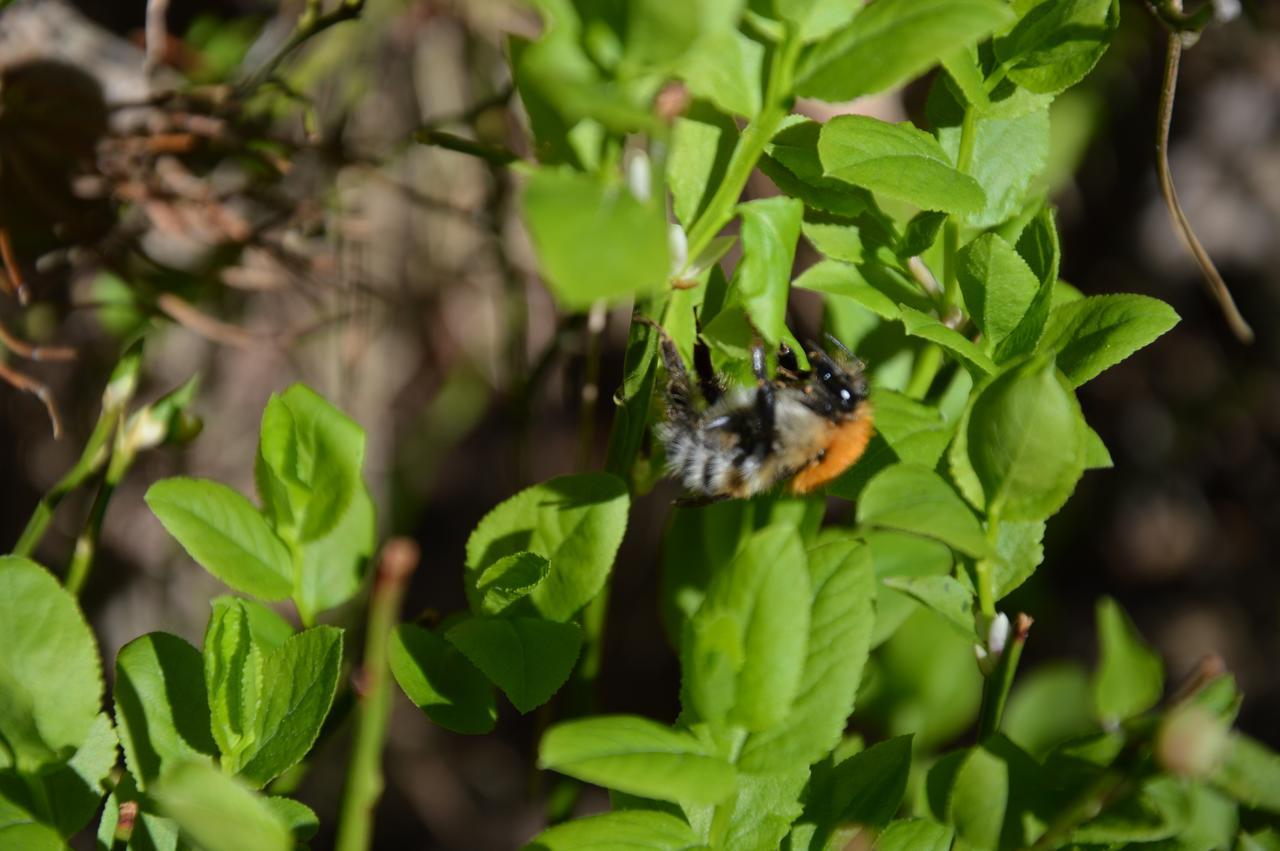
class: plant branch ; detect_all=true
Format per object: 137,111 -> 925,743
1153,29 -> 1253,343
238,0 -> 366,95
978,613 -> 1032,739
336,537 -> 420,851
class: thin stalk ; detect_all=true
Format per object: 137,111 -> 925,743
941,108 -> 978,309
335,538 -> 420,851
238,0 -> 366,95
14,410 -> 116,557
905,343 -> 943,400
64,443 -> 131,596
1153,30 -> 1253,342
683,33 -> 803,262
973,558 -> 996,620
20,342 -> 142,560
977,613 -> 1032,739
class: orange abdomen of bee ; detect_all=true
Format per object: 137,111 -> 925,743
789,405 -> 874,494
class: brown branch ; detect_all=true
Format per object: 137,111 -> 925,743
0,358 -> 63,438
1154,27 -> 1254,342
0,318 -> 75,362
155,292 -> 266,350
0,229 -> 31,305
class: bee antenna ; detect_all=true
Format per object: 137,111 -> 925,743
824,333 -> 855,359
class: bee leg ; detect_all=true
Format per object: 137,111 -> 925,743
693,339 -> 723,405
778,342 -> 800,374
638,316 -> 699,425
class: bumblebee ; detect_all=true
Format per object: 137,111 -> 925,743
652,327 -> 874,500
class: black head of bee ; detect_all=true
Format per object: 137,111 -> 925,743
804,341 -> 867,416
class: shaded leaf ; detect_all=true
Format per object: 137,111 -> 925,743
446,616 -> 582,714
1092,597 -> 1164,724
115,633 -> 217,790
390,624 -> 496,735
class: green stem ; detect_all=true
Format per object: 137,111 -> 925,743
15,344 -> 142,557
973,558 -> 996,620
65,433 -> 135,596
905,343 -> 943,400
978,613 -> 1031,739
683,32 -> 802,262
335,538 -> 420,851
941,109 -> 978,310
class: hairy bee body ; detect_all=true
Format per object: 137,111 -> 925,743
652,330 -> 873,501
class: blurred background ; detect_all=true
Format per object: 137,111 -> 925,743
0,0 -> 1277,847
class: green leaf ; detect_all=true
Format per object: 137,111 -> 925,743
735,196 -> 803,345
1092,597 -> 1164,725
994,207 -> 1061,363
254,383 -> 366,544
474,551 -> 550,615
146,477 -> 293,601
994,0 -> 1120,96
95,772 -> 181,851
873,818 -> 954,851
882,576 -> 975,640
796,0 -> 1013,102
466,473 -> 630,622
966,357 -> 1086,521
689,767 -> 807,851
870,388 -> 956,468
857,464 -> 994,558
948,746 -> 1008,850
899,306 -> 997,375
865,531 -> 953,647
860,608 -> 983,749
668,110 -> 737,229
677,29 -> 763,119
264,797 -> 319,842
931,80 -> 1051,228
660,500 -> 752,644
0,822 -> 64,850
823,735 -> 913,831
153,760 -> 291,851
992,519 -> 1046,599
539,715 -> 736,805
1082,422 -> 1114,470
774,0 -> 861,42
1003,663 -> 1096,759
792,260 -> 900,321
1072,775 -> 1190,845
39,712 -> 118,838
293,483 -> 375,624
1038,294 -> 1180,387
819,116 -> 986,215
233,626 -> 343,787
446,616 -> 582,713
389,624 -> 496,734
114,633 -> 217,790
521,167 -> 669,310
0,557 -> 103,772
526,809 -> 702,850
738,541 -> 875,772
956,233 -> 1041,349
683,526 -> 810,731
203,598 -> 263,761
897,211 -> 948,259
1213,733 -> 1280,813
